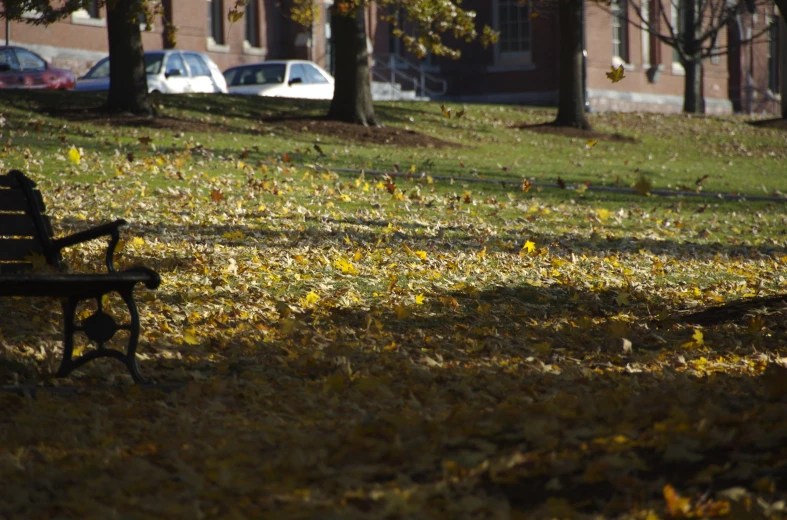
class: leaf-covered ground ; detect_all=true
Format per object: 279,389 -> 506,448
1,92 -> 787,519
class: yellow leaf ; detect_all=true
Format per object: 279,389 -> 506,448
597,208 -> 611,222
334,257 -> 357,275
615,292 -> 631,306
663,484 -> 691,517
523,240 -> 536,253
440,296 -> 460,311
395,305 -> 411,319
414,293 -> 425,305
23,251 -> 49,272
130,237 -> 145,247
183,332 -> 200,345
586,139 -> 599,149
339,194 -> 352,202
440,104 -> 452,118
606,64 -> 626,83
114,239 -> 126,253
304,291 -> 320,307
68,147 -> 81,165
227,9 -> 243,23
692,329 -> 704,346
414,250 -> 428,261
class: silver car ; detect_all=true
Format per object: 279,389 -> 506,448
75,50 -> 228,94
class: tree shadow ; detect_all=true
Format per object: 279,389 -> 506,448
3,216 -> 787,517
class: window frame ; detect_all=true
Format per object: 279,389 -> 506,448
492,0 -> 533,68
767,17 -> 781,94
611,0 -> 630,66
244,0 -> 262,49
207,0 -> 226,46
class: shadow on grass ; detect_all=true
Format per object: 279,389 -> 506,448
2,267 -> 784,516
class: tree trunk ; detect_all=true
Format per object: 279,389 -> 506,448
780,12 -> 786,119
553,0 -> 591,129
327,5 -> 377,126
679,0 -> 704,113
681,58 -> 703,113
106,0 -> 153,115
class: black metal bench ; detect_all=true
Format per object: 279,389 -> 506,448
0,170 -> 161,383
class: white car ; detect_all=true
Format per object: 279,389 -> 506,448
224,60 -> 334,100
75,50 -> 228,94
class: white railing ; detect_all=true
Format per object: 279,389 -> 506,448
371,53 -> 447,99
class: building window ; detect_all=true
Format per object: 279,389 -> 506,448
768,17 -> 780,93
208,0 -> 224,45
245,0 -> 261,48
494,0 -> 532,64
612,0 -> 629,63
641,0 -> 650,66
86,0 -> 100,18
671,0 -> 685,73
71,0 -> 104,25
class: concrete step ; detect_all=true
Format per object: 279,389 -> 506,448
371,81 -> 426,101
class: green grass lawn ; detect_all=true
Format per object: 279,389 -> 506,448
1,91 -> 787,519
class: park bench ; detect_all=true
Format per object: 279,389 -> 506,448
0,169 -> 160,383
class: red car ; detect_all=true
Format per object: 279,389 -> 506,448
0,46 -> 75,90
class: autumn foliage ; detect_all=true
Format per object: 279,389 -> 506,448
0,93 -> 786,518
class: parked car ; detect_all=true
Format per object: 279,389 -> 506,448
223,60 -> 334,100
0,46 -> 75,90
75,50 -> 228,94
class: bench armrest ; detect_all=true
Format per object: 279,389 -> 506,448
52,219 -> 128,272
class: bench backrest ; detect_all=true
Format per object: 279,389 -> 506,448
0,170 -> 56,273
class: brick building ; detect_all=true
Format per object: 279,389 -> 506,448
1,0 -> 783,115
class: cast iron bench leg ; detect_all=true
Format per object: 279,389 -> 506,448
56,290 -> 145,383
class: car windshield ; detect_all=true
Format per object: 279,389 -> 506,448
145,54 -> 164,74
83,54 -> 164,79
226,64 -> 286,87
84,58 -> 109,79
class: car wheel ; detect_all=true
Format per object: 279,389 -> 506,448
150,90 -> 161,95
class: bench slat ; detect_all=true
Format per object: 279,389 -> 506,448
0,189 -> 46,212
0,273 -> 157,297
0,176 -> 23,189
0,214 -> 39,237
0,263 -> 33,273
0,238 -> 43,260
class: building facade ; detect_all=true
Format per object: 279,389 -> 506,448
1,0 -> 782,115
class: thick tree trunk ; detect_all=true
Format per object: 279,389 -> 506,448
553,0 -> 591,129
106,0 -> 152,115
327,6 -> 377,126
682,58 -> 704,113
